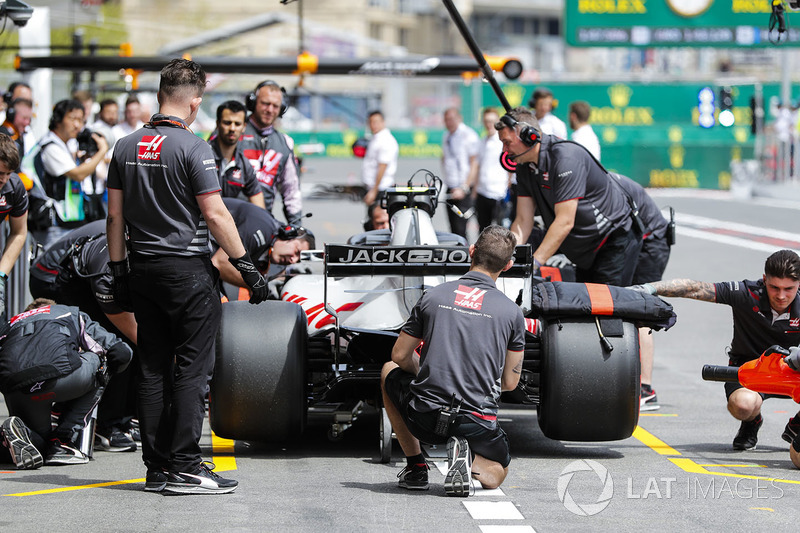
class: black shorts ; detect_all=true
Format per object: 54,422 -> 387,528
384,367 -> 511,467
632,235 -> 670,284
724,360 -> 792,401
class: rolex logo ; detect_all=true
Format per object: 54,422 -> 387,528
608,84 -> 632,108
505,84 -> 525,108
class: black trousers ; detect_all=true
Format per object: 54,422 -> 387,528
446,188 -> 473,239
30,274 -> 137,435
129,254 -> 220,473
4,352 -> 102,453
475,194 -> 503,232
576,227 -> 643,286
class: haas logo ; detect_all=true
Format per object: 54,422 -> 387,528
454,285 -> 486,310
791,317 -> 800,328
137,135 -> 167,161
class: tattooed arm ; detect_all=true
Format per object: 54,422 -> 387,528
648,279 -> 716,302
502,350 -> 525,391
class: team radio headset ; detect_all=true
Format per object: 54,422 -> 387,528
257,223 -> 310,271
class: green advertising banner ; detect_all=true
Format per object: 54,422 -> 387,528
467,81 -> 791,189
565,0 -> 800,47
288,81 -> 793,191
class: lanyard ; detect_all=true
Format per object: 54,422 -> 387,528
146,118 -> 192,133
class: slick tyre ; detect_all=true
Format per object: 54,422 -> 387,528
537,317 -> 640,441
210,300 -> 307,441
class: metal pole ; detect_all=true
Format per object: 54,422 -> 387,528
780,48 -> 791,183
441,0 -> 511,112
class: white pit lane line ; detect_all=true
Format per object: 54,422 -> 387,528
479,527 -> 537,533
463,501 -> 525,520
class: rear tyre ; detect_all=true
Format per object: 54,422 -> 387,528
537,317 -> 640,441
210,300 -> 307,441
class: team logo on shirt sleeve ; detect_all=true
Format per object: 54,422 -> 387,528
454,285 -> 486,310
137,135 -> 167,160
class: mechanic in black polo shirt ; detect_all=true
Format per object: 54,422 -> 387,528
211,198 -> 314,291
106,59 -> 269,495
0,134 -> 29,321
29,219 -> 139,452
381,226 -> 526,497
496,106 -> 643,285
208,100 -> 265,208
634,249 -> 800,451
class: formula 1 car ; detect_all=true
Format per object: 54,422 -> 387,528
209,173 -> 641,459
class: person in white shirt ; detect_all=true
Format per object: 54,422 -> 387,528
528,87 -> 567,140
568,100 -> 601,162
362,110 -> 398,207
111,95 -> 144,141
442,107 -> 480,238
470,107 -> 511,232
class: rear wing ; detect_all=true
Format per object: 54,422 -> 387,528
324,244 -> 533,278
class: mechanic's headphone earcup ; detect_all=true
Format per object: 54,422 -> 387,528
277,224 -> 301,240
500,114 -> 539,148
5,100 -> 15,124
518,124 -> 540,147
246,81 -> 288,117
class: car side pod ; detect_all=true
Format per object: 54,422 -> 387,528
702,346 -> 800,402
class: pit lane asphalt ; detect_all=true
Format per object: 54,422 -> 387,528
2,158 -> 800,532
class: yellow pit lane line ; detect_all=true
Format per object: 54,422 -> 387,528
633,425 -> 800,486
3,431 -> 237,497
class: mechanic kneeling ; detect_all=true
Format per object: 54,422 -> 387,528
381,225 -> 525,496
0,299 -> 132,468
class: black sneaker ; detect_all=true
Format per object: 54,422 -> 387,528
45,438 -> 89,465
95,429 -> 137,452
782,416 -> 800,444
164,462 -> 238,494
733,415 -> 763,450
640,385 -> 660,412
444,436 -> 472,497
1,417 -> 43,470
144,469 -> 168,492
397,463 -> 429,491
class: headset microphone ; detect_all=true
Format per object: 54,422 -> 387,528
509,144 -> 535,161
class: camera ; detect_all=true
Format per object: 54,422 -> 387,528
76,128 -> 99,157
0,0 -> 33,28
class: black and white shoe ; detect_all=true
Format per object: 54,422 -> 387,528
45,438 -> 89,465
444,436 -> 472,497
1,417 -> 43,470
733,415 -> 763,450
164,462 -> 238,494
782,416 -> 800,444
397,463 -> 429,491
144,469 -> 168,492
95,429 -> 137,452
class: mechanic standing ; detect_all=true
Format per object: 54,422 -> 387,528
106,59 -> 269,494
209,100 -> 265,208
361,110 -> 398,207
498,106 -> 644,286
442,107 -> 480,239
0,134 -> 29,321
240,80 -> 303,224
381,226 -> 525,496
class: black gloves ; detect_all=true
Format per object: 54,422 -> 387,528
108,259 -> 134,312
106,341 -> 133,375
229,252 -> 269,304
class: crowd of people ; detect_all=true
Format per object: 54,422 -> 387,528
0,68 -> 797,500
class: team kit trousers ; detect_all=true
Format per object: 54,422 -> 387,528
446,187 -> 473,239
128,254 -> 220,474
3,352 -> 103,454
